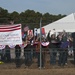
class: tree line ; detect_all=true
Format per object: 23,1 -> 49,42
0,7 -> 66,29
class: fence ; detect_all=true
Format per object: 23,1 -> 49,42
0,48 -> 74,69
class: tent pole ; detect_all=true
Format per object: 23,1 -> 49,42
73,13 -> 75,20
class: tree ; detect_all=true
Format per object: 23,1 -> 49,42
9,11 -> 20,24
0,7 -> 9,24
0,7 -> 66,29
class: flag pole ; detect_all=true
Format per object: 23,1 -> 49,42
40,18 -> 42,69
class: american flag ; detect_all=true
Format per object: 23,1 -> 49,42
24,26 -> 29,32
28,30 -> 33,36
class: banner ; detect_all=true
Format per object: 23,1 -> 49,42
0,24 -> 22,45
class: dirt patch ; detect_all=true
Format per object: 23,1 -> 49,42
0,54 -> 75,75
0,68 -> 75,75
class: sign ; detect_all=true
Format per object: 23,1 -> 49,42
34,28 -> 38,36
0,24 -> 22,45
41,28 -> 45,35
28,30 -> 33,36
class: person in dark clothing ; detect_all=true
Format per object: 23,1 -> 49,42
68,36 -> 73,56
47,30 -> 57,65
41,38 -> 49,68
57,34 -> 63,66
58,32 -> 68,66
35,39 -> 41,68
15,45 -> 21,68
5,45 -> 11,63
24,39 -> 32,67
71,32 -> 75,64
0,49 -> 5,62
57,34 -> 66,66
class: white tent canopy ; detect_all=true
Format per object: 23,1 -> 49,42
38,13 -> 75,34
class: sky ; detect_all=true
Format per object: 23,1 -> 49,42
0,0 -> 75,15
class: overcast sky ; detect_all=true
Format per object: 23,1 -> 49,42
0,0 -> 75,15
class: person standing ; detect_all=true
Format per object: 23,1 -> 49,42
5,45 -> 11,63
47,30 -> 57,65
15,45 -> 21,68
58,31 -> 68,66
24,37 -> 32,67
71,32 -> 75,64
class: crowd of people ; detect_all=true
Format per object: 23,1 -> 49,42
0,29 -> 75,68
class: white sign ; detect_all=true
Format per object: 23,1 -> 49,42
34,28 -> 38,36
0,24 -> 22,45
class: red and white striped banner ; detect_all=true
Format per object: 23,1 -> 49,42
0,24 -> 22,45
